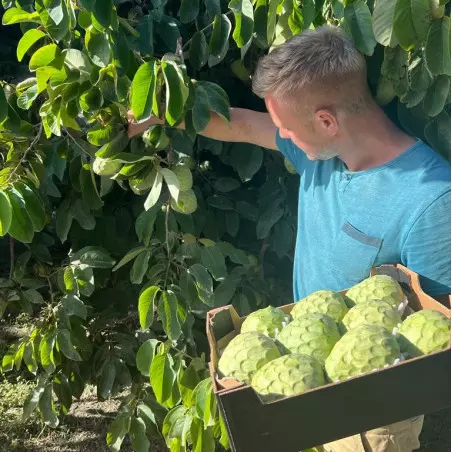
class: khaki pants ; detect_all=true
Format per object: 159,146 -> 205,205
320,416 -> 424,452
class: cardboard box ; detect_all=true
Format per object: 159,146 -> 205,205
206,264 -> 451,452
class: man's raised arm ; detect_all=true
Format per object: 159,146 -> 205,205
127,108 -> 278,151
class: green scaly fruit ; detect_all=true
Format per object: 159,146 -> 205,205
292,290 -> 349,322
341,299 -> 402,332
241,306 -> 291,338
277,313 -> 341,365
345,275 -> 405,308
172,165 -> 193,190
218,332 -> 282,384
251,354 -> 325,402
397,310 -> 451,358
325,324 -> 401,382
170,189 -> 198,215
92,157 -> 122,176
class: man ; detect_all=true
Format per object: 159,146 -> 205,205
129,26 -> 451,451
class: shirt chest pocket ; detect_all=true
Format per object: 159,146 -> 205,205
330,222 -> 383,284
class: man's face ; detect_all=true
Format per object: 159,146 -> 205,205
265,95 -> 340,161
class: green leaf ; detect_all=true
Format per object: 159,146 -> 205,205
425,17 -> 451,76
23,375 -> 47,420
107,411 -> 132,452
2,7 -> 41,25
162,60 -> 188,126
40,329 -> 56,374
55,198 -> 73,243
201,246 -> 227,281
214,178 -> 240,192
257,205 -> 284,239
0,87 -> 7,122
136,14 -> 154,55
393,0 -> 431,50
15,181 -> 45,232
0,191 -> 12,236
190,32 -> 208,70
29,44 -> 62,71
163,405 -> 187,438
344,1 -> 377,56
39,383 -> 59,427
139,285 -> 160,329
190,84 -> 210,133
2,344 -> 17,372
71,198 -> 96,230
214,274 -> 240,306
57,329 -> 82,361
17,28 -> 46,62
267,0 -> 280,44
409,56 -> 434,92
131,249 -> 151,284
136,339 -> 159,376
96,129 -> 129,158
209,14 -> 231,66
80,167 -> 103,210
131,60 -> 158,122
5,187 -> 34,243
192,379 -> 216,426
158,290 -> 182,342
218,241 -> 249,265
135,206 -> 159,246
144,170 -> 163,210
191,418 -> 215,452
372,0 -> 399,47
85,27 -> 111,67
205,0 -> 221,17
23,342 -> 38,375
23,289 -> 44,304
93,0 -> 113,28
189,264 -> 214,306
79,86 -> 104,111
129,417 -> 150,452
423,75 -> 450,116
424,110 -> 450,159
98,361 -> 116,400
219,413 -> 230,450
230,143 -> 263,182
179,0 -> 199,23
160,168 -> 180,202
77,248 -> 115,268
136,403 -> 158,435
113,247 -> 147,271
229,0 -> 254,48
61,294 -> 87,319
150,353 -> 175,405
53,374 -> 72,414
196,81 -> 230,121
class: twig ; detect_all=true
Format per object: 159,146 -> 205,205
163,198 -> 172,289
9,238 -> 14,280
181,10 -> 235,51
63,127 -> 92,158
6,123 -> 43,185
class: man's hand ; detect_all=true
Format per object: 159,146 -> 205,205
127,111 -> 163,138
127,108 -> 278,151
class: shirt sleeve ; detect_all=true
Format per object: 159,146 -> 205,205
275,129 -> 309,175
401,191 -> 451,296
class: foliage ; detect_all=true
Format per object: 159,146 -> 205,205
0,0 -> 450,451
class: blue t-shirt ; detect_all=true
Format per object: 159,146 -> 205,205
276,131 -> 451,300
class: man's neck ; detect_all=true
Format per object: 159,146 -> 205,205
338,106 -> 417,172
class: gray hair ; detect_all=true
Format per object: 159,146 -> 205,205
252,26 -> 370,114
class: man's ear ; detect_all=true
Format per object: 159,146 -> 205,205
315,109 -> 338,136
